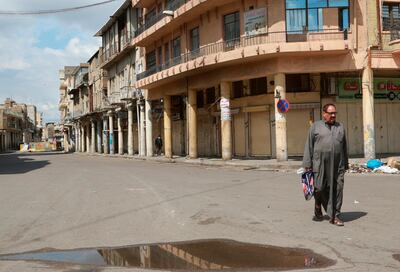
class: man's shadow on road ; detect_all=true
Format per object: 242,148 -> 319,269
340,211 -> 367,222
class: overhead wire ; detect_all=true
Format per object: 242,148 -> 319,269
0,0 -> 119,15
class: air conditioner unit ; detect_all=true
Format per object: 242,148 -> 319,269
163,10 -> 174,16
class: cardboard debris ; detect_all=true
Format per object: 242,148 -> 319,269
387,157 -> 400,170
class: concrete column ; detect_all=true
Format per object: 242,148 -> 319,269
109,111 -> 115,155
145,99 -> 153,156
139,101 -> 146,156
75,126 -> 79,152
117,111 -> 124,155
81,125 -> 85,152
103,117 -> 109,154
91,120 -> 96,153
97,119 -> 102,153
362,67 -> 376,160
63,130 -> 68,152
22,131 -> 27,144
86,124 -> 90,153
163,95 -> 172,158
188,89 -> 198,158
274,73 -> 288,161
128,104 -> 134,156
220,82 -> 232,160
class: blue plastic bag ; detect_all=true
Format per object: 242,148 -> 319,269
366,159 -> 383,169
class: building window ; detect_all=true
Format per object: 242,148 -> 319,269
382,3 -> 400,31
286,74 -> 310,92
145,8 -> 156,26
146,50 -> 156,70
197,91 -> 204,108
339,7 -> 349,30
164,42 -> 170,63
157,46 -> 162,66
285,0 -> 349,33
224,11 -> 240,50
249,77 -> 267,95
232,81 -> 244,98
172,37 -> 181,64
190,27 -> 200,52
205,87 -> 216,104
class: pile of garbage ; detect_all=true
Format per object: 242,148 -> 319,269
348,157 -> 400,174
347,164 -> 373,174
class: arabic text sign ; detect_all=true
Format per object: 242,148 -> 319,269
338,78 -> 400,100
244,7 -> 267,36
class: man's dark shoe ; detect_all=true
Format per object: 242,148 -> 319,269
313,205 -> 324,221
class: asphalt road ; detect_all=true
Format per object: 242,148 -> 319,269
0,152 -> 399,272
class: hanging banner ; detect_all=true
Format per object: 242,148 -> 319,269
244,7 -> 267,36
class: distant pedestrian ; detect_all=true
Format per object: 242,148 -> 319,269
155,135 -> 163,156
302,103 -> 349,226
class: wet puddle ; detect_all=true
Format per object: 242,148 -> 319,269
0,239 -> 335,270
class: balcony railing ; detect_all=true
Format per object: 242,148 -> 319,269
137,28 -> 348,81
108,92 -> 125,105
4,109 -> 24,119
134,0 -> 186,37
99,45 -> 120,65
101,94 -> 113,110
75,73 -> 88,88
72,109 -> 83,119
120,86 -> 144,100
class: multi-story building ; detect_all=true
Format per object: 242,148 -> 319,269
95,0 -> 145,156
131,0 -> 399,160
0,98 -> 42,152
59,66 -> 77,151
65,0 -> 400,160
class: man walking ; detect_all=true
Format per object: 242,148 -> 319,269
155,135 -> 163,156
303,104 -> 349,226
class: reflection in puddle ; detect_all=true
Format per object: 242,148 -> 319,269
0,239 -> 335,270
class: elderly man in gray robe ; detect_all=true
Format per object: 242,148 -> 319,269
303,103 -> 349,226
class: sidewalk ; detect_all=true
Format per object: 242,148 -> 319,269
79,151 -> 399,173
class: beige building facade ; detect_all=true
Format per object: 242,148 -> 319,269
61,0 -> 400,160
0,98 -> 41,152
132,0 -> 400,160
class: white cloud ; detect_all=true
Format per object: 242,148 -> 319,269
0,59 -> 31,70
0,0 -> 124,122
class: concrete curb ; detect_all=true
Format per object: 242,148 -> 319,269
76,152 -> 302,172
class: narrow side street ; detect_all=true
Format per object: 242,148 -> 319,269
0,152 -> 399,271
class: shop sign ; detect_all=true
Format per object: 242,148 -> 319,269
338,78 -> 400,100
244,7 -> 267,36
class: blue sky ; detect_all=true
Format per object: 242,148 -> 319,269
0,0 -> 124,123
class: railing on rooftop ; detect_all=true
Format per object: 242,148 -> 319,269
137,28 -> 348,81
134,0 -> 186,37
4,109 -> 24,119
